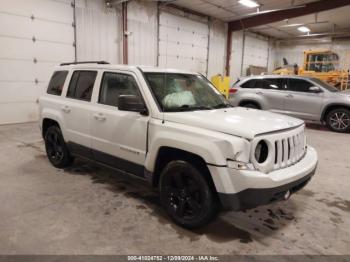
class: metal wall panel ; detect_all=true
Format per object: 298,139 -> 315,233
229,31 -> 244,82
75,0 -> 122,64
229,31 -> 273,82
242,33 -> 269,76
158,9 -> 209,75
207,19 -> 227,79
0,0 -> 75,124
127,0 -> 158,66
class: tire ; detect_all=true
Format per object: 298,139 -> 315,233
44,126 -> 74,168
159,160 -> 218,229
325,108 -> 350,133
241,103 -> 259,109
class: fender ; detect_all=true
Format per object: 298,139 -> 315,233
40,106 -> 67,140
144,119 -> 251,172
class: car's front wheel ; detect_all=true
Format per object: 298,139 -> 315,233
326,108 -> 350,133
159,160 -> 218,229
44,126 -> 74,168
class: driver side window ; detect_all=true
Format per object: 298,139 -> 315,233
99,72 -> 142,107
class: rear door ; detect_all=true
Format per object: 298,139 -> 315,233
90,71 -> 149,177
62,70 -> 98,158
259,78 -> 287,113
284,78 -> 324,120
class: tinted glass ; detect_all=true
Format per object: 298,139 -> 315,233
67,71 -> 97,101
288,79 -> 314,92
240,80 -> 256,89
144,73 -> 229,112
262,78 -> 285,90
47,71 -> 68,95
99,72 -> 141,107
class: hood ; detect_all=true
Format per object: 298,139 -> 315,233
164,107 -> 304,139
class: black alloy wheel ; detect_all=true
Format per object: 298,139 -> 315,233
159,160 -> 218,229
44,126 -> 73,168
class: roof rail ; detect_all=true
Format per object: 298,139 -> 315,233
60,61 -> 110,66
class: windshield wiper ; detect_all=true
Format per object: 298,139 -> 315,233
164,105 -> 212,112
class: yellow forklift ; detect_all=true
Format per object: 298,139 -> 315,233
273,49 -> 349,90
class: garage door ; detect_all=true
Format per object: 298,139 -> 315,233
242,34 -> 269,75
158,11 -> 209,76
0,0 -> 75,124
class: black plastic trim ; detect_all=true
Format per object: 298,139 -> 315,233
218,167 -> 316,211
67,142 -> 145,178
60,61 -> 109,66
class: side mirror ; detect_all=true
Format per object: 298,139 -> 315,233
118,95 -> 148,115
309,86 -> 322,93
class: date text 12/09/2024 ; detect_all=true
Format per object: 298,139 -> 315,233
127,256 -> 219,261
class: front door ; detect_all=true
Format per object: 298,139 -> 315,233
90,71 -> 149,177
284,78 -> 324,121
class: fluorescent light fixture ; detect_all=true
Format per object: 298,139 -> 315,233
280,23 -> 303,28
238,0 -> 259,8
298,26 -> 311,33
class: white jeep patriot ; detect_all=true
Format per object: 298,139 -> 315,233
39,61 -> 318,228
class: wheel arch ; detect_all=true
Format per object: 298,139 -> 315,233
150,146 -> 217,193
321,104 -> 350,121
238,99 -> 261,109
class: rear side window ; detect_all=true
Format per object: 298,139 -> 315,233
99,72 -> 142,107
262,78 -> 285,90
240,80 -> 256,89
288,79 -> 314,92
66,71 -> 97,101
47,71 -> 68,96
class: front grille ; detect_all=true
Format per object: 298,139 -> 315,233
251,125 -> 306,173
273,128 -> 306,170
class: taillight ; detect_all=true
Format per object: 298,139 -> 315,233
229,88 -> 238,94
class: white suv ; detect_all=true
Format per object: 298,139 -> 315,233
39,61 -> 318,228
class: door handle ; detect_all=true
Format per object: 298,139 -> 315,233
286,94 -> 294,98
61,106 -> 71,113
93,113 -> 106,121
256,91 -> 264,95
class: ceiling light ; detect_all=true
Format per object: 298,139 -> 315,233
280,23 -> 303,28
298,26 -> 311,33
238,0 -> 259,8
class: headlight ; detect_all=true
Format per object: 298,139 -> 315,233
254,140 -> 269,163
227,160 -> 255,170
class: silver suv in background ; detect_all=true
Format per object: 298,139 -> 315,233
229,75 -> 350,133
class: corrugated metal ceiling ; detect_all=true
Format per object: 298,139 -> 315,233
172,0 -> 350,39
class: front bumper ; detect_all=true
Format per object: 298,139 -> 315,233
208,146 -> 318,211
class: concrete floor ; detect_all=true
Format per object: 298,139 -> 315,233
0,122 -> 349,255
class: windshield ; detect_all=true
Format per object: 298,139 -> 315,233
144,73 -> 230,112
310,78 -> 339,92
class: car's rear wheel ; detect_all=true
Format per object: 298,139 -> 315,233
326,108 -> 350,133
44,126 -> 73,168
159,160 -> 218,229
